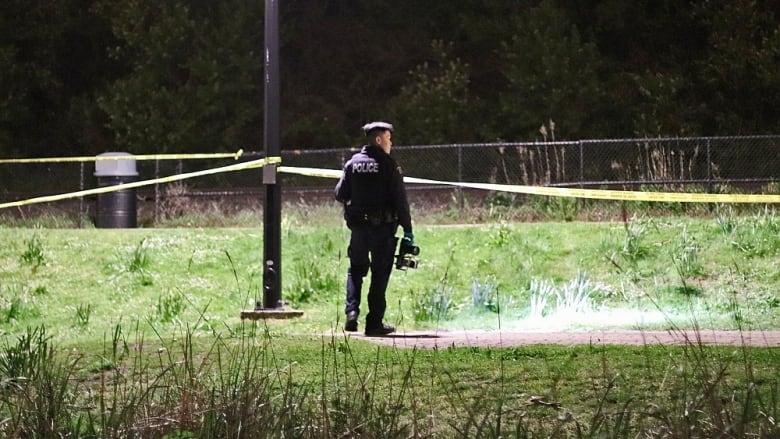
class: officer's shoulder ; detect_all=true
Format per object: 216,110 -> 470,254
381,156 -> 402,174
347,150 -> 367,161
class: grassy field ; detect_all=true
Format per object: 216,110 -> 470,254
0,203 -> 778,437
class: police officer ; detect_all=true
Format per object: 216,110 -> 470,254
335,121 -> 414,336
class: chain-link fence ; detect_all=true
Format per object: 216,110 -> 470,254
287,135 -> 779,188
1,135 -> 778,224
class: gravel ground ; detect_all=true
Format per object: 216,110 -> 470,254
353,329 -> 780,349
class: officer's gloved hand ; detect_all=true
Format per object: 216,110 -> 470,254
402,231 -> 415,247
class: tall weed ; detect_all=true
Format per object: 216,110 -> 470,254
528,279 -> 555,319
128,238 -> 151,273
414,243 -> 456,322
539,196 -> 579,221
715,206 -> 737,234
156,290 -> 186,323
0,289 -> 38,324
622,216 -> 651,261
109,237 -> 154,286
0,326 -> 82,437
729,211 -> 780,258
671,225 -> 704,285
20,232 -> 46,272
75,303 -> 92,327
288,259 -> 339,305
0,321 -> 776,437
414,285 -> 454,322
528,271 -> 599,319
555,271 -> 597,315
471,276 -> 500,313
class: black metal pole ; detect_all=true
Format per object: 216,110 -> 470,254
262,0 -> 282,309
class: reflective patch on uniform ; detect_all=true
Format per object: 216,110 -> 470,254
352,162 -> 379,173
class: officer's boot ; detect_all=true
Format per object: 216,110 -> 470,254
345,310 -> 358,332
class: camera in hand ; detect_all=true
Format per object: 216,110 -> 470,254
395,239 -> 420,270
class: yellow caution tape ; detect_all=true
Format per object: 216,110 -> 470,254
0,156 -> 279,210
278,166 -> 780,204
3,160 -> 777,210
278,166 -> 342,179
0,149 -> 245,164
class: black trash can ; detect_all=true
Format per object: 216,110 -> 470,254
95,152 -> 138,228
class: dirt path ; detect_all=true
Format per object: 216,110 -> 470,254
354,329 -> 780,349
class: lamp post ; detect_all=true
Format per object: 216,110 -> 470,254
262,0 -> 281,310
241,0 -> 302,320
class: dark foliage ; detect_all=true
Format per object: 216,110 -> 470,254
1,0 -> 778,157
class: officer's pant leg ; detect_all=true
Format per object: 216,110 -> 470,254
345,228 -> 369,315
365,226 -> 396,327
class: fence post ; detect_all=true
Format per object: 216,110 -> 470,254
578,141 -> 584,208
706,138 -> 712,193
457,144 -> 464,209
154,158 -> 160,224
578,141 -> 584,185
79,162 -> 84,229
706,138 -> 713,212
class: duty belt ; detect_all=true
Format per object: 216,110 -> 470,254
347,209 -> 397,226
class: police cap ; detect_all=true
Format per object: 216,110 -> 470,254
362,121 -> 394,136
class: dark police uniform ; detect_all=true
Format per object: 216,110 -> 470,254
335,129 -> 412,333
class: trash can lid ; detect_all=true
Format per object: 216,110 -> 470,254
95,152 -> 138,177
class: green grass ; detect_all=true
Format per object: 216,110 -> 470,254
1,209 -> 779,339
0,320 -> 775,437
0,205 -> 778,437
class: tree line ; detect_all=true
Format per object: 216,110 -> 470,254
1,0 -> 778,158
